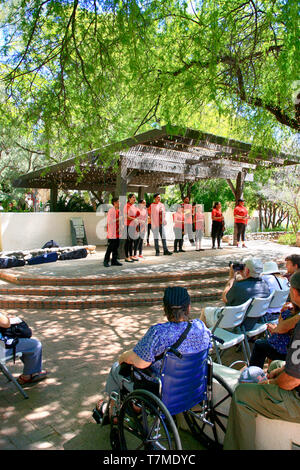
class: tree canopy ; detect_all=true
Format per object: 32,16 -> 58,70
0,0 -> 299,162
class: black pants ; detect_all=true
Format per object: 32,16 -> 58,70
173,227 -> 184,251
134,230 -> 145,256
249,338 -> 286,369
147,224 -> 151,243
124,226 -> 135,258
211,221 -> 223,247
235,222 -> 246,242
104,239 -> 120,263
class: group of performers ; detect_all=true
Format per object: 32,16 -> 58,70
103,193 -> 249,267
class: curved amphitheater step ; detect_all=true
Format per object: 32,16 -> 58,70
0,268 -> 228,310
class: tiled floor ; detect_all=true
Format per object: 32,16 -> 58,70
0,239 -> 299,450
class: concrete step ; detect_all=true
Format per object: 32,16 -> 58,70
0,267 -> 229,286
0,276 -> 227,297
0,286 -> 223,309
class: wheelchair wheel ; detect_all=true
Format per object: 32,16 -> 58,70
184,373 -> 233,449
118,389 -> 182,450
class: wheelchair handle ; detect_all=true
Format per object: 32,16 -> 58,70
211,334 -> 225,345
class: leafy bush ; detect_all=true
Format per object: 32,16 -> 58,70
277,233 -> 297,246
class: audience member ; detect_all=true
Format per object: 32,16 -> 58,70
223,270 -> 300,450
201,257 -> 270,330
249,303 -> 300,369
95,287 -> 211,422
261,261 -> 289,321
0,312 -> 48,385
284,254 -> 300,281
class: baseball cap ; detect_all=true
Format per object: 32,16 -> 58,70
243,257 -> 263,277
163,286 -> 190,307
261,261 -> 280,275
239,366 -> 267,384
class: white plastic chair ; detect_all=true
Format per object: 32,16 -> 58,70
0,341 -> 28,399
210,298 -> 252,367
265,289 -> 290,324
240,293 -> 274,359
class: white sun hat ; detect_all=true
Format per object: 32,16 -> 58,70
261,261 -> 280,275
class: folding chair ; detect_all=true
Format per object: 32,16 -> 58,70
210,298 -> 252,367
240,293 -> 274,360
0,341 -> 28,399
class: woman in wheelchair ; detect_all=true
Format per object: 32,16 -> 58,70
93,287 -> 235,450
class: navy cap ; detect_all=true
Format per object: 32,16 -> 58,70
163,287 -> 190,307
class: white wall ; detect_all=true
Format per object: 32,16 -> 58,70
0,212 -> 107,251
0,208 -> 255,251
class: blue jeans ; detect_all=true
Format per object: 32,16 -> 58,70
7,337 -> 43,375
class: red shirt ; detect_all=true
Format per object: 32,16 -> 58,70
212,208 -> 223,220
124,202 -> 140,226
234,205 -> 248,224
107,207 -> 120,239
194,212 -> 205,230
150,202 -> 166,228
173,211 -> 184,229
181,203 -> 193,224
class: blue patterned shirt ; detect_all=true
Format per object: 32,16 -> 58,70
133,319 -> 211,377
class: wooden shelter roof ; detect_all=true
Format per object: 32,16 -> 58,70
13,125 -> 299,192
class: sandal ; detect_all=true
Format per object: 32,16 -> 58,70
17,370 -> 49,385
93,399 -> 110,425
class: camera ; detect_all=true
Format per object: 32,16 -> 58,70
229,261 -> 245,272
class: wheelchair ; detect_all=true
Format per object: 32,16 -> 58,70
93,340 -> 233,450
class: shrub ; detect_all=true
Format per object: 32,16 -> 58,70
277,233 -> 297,246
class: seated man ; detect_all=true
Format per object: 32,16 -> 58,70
95,286 -> 211,420
284,254 -> 300,281
223,270 -> 300,450
201,257 -> 270,330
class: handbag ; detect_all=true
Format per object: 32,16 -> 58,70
0,319 -> 32,362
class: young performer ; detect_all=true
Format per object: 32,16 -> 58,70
193,204 -> 205,251
211,201 -> 224,249
173,205 -> 185,253
103,197 -> 122,267
124,194 -> 140,262
133,199 -> 148,259
150,193 -> 172,256
234,199 -> 250,248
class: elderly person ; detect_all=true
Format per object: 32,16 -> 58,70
260,261 -> 289,322
95,286 -> 211,421
0,312 -> 48,385
201,257 -> 270,331
223,270 -> 300,450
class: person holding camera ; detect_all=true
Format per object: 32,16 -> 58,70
201,257 -> 270,330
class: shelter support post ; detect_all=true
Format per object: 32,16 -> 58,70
115,158 -> 128,259
50,187 -> 58,212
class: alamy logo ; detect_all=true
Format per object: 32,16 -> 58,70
290,340 -> 300,365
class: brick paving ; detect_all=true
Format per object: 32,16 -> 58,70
0,239 -> 299,450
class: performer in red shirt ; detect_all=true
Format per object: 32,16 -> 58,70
124,194 -> 140,262
181,196 -> 195,246
133,199 -> 148,259
211,201 -> 224,249
234,199 -> 250,248
193,204 -> 205,251
173,205 -> 185,253
150,193 -> 172,256
103,197 -> 122,267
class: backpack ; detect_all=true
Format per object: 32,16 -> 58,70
42,240 -> 60,249
59,248 -> 88,261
